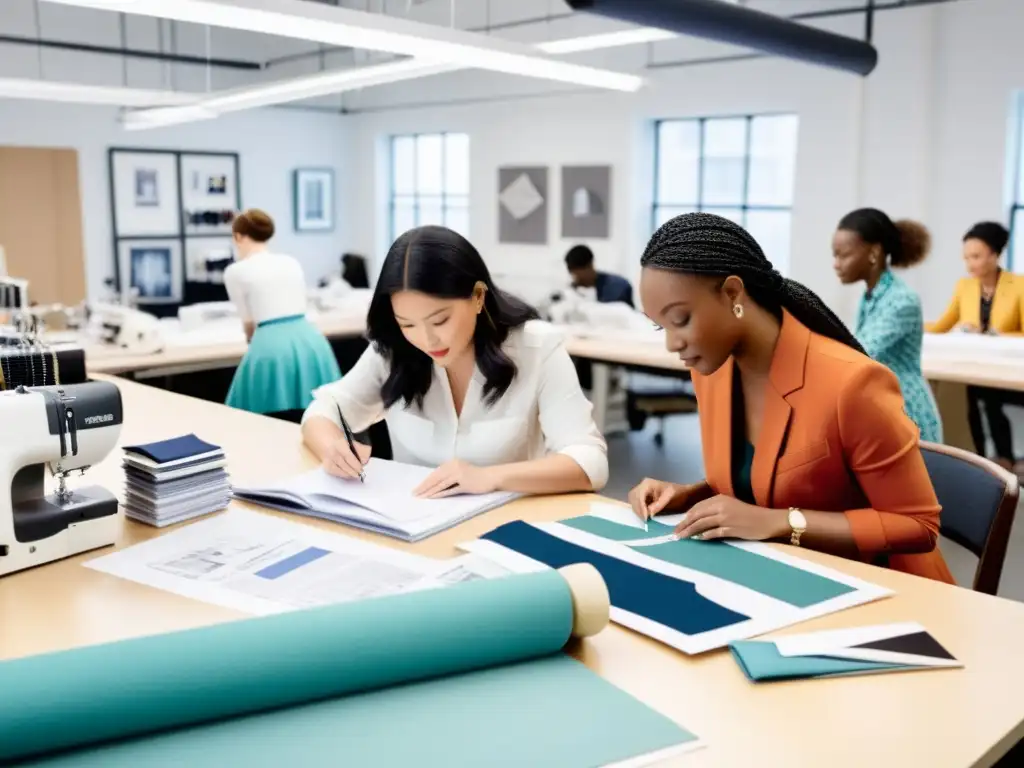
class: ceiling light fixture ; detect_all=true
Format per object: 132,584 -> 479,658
0,78 -> 196,107
535,27 -> 676,55
39,0 -> 644,92
121,58 -> 456,130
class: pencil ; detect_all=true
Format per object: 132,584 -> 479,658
336,403 -> 365,483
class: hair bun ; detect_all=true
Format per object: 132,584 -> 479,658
232,208 -> 275,243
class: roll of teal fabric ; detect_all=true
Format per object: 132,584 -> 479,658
225,315 -> 341,414
0,571 -> 574,763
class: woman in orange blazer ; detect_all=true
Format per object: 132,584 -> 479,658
629,212 -> 954,584
927,222 -> 1023,471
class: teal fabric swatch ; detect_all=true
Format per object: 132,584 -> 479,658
24,655 -> 696,768
558,516 -> 855,608
0,571 -> 573,762
729,640 -> 906,682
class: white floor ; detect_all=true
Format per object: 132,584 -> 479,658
603,414 -> 1013,599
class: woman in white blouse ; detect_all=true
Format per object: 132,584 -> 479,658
224,209 -> 341,419
301,225 -> 608,498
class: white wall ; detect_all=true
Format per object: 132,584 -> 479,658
0,101 -> 352,299
343,0 -> 1024,324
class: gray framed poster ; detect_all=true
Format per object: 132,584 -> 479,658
498,166 -> 548,245
561,165 -> 611,239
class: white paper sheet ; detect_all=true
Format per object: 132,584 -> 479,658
85,509 -> 450,615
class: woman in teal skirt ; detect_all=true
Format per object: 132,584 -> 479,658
223,209 -> 341,420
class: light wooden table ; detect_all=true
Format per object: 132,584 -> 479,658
3,376 -> 1024,767
83,314 -> 367,377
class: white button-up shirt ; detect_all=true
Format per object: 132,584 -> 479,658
302,320 -> 608,489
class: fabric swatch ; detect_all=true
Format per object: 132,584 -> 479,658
483,521 -> 749,636
729,640 -> 904,682
123,434 -> 223,465
559,516 -> 855,608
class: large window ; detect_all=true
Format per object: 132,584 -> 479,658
653,114 -> 799,271
389,132 -> 469,243
1009,100 -> 1024,269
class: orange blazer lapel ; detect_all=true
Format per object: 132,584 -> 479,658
750,312 -> 808,507
706,359 -> 736,498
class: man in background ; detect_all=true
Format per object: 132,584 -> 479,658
564,244 -> 633,307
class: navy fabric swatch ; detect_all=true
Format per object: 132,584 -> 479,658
483,521 -> 749,637
123,434 -> 223,465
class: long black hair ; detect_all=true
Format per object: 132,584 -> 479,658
367,225 -> 539,409
837,208 -> 930,268
642,212 -> 865,355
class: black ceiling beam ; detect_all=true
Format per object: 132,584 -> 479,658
566,0 -> 878,75
0,34 -> 263,71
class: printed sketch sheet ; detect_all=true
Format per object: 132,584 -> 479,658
85,509 -> 507,616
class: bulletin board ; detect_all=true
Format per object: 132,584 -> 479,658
108,147 -> 241,311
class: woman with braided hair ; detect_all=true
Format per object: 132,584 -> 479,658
628,213 -> 953,583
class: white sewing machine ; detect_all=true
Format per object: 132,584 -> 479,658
86,303 -> 165,354
0,382 -> 123,576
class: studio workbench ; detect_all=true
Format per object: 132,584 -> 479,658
2,375 -> 1024,767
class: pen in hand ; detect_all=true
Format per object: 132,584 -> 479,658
336,403 -> 366,483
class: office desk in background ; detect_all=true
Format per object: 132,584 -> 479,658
2,375 -> 1024,767
79,319 -> 1024,451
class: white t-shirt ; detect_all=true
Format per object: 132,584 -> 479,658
302,320 -> 609,489
223,251 -> 308,325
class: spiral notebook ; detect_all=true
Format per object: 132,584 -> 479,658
232,460 -> 520,542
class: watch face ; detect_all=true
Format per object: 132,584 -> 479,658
789,509 -> 807,530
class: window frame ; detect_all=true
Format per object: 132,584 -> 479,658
388,131 -> 469,243
1009,101 -> 1024,270
651,113 -> 796,233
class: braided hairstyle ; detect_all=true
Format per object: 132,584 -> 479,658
642,212 -> 865,355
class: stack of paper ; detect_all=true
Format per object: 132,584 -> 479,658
232,459 -> 520,542
122,434 -> 232,527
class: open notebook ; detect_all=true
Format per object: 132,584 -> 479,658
232,459 -> 520,542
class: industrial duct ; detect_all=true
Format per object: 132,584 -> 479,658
565,0 -> 879,76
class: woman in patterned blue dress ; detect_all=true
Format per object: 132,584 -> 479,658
832,208 -> 943,443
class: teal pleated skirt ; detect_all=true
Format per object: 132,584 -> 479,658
226,315 -> 341,415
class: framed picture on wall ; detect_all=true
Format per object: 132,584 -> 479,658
293,168 -> 335,232
117,238 -> 183,304
180,153 -> 240,237
110,150 -> 180,237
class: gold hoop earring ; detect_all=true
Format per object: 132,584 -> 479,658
733,303 -> 744,319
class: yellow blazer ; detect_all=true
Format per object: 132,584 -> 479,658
926,271 -> 1024,334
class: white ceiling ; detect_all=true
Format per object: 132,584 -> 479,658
0,0 -> 952,112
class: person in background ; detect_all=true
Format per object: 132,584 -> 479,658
302,225 -> 608,497
629,212 -> 953,584
832,208 -> 942,443
564,244 -> 634,307
223,209 -> 341,421
928,221 -> 1024,471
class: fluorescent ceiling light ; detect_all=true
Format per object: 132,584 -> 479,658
39,0 -> 644,92
536,28 -> 676,54
122,58 -> 456,130
0,78 -> 195,107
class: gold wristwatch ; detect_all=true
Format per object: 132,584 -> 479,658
788,508 -> 807,546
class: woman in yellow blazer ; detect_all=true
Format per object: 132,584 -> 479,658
629,213 -> 953,584
927,222 -> 1023,470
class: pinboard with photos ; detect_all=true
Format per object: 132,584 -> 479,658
108,148 -> 241,311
